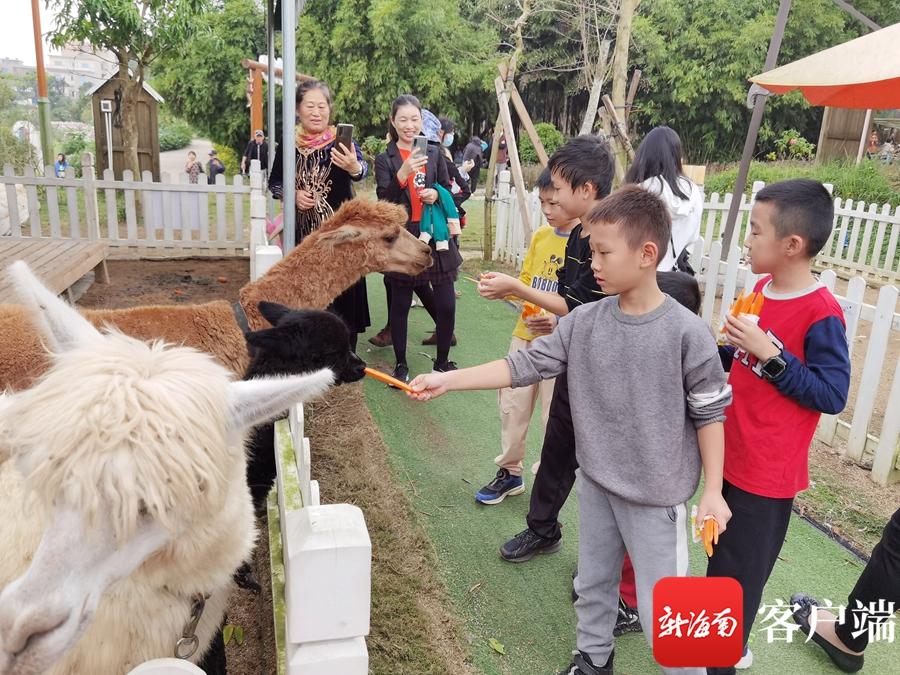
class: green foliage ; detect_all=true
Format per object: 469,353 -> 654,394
57,132 -> 93,176
705,161 -> 900,207
519,123 -> 565,165
154,0 -> 270,155
158,118 -> 194,152
296,0 -> 498,138
0,128 -> 38,172
213,143 -> 240,176
772,129 -> 815,162
360,135 -> 388,164
47,0 -> 210,173
630,0 -> 900,162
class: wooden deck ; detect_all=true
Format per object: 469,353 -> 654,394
0,238 -> 109,302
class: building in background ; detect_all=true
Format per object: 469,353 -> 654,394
46,41 -> 117,99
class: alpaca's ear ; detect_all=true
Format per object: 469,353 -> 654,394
318,225 -> 364,244
227,369 -> 335,430
258,301 -> 291,327
245,327 -> 283,351
7,261 -> 100,351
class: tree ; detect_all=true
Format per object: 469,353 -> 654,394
47,0 -> 209,176
154,0 -> 269,153
630,0 -> 900,162
296,0 -> 497,138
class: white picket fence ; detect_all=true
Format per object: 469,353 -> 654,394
494,173 -> 899,485
699,181 -> 900,283
250,183 -> 372,675
0,153 -> 254,256
494,173 -> 900,284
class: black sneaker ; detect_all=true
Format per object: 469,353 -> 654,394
499,528 -> 562,562
564,650 -> 613,674
433,360 -> 458,373
613,598 -> 642,637
390,362 -> 409,387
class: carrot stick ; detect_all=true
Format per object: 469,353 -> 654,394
364,367 -> 412,393
702,518 -> 719,558
730,291 -> 746,316
720,291 -> 746,332
749,292 -> 765,316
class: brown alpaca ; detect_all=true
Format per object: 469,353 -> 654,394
0,198 -> 431,391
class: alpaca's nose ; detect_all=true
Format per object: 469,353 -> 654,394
0,594 -> 70,657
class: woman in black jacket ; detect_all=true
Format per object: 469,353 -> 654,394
268,79 -> 369,350
374,94 -> 462,382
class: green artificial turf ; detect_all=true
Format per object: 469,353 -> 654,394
359,272 -> 896,675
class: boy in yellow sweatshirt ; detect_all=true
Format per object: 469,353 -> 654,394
476,168 -> 578,504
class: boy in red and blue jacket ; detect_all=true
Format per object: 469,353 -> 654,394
709,179 -> 851,674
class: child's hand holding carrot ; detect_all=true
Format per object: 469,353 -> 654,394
477,272 -> 521,300
524,312 -> 555,337
722,314 -> 781,362
407,372 -> 452,401
696,489 -> 731,557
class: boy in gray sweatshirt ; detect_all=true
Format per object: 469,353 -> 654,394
409,186 -> 733,674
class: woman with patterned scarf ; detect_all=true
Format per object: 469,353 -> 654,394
268,79 -> 370,350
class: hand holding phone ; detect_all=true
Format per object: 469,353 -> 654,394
336,123 -> 353,152
412,135 -> 429,157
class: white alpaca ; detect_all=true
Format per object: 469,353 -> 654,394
0,262 -> 335,675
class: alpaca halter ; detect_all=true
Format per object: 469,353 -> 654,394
174,592 -> 208,660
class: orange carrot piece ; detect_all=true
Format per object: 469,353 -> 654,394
721,291 -> 746,332
364,367 -> 413,393
702,518 -> 718,558
730,291 -> 746,317
749,292 -> 765,316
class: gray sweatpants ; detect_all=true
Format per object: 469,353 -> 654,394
574,469 -> 704,675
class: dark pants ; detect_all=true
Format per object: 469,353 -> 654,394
381,277 -> 439,326
526,372 -> 578,541
388,279 -> 456,365
706,481 -> 793,675
835,507 -> 900,652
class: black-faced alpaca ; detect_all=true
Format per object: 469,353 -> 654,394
244,301 -> 366,512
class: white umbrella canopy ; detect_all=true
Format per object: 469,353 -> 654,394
750,22 -> 900,109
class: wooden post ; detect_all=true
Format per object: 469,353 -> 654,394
625,70 -> 642,122
495,77 -> 533,243
499,63 -> 549,167
82,152 -> 101,242
482,114 -> 502,261
855,108 -> 873,165
601,94 -> 634,183
251,69 -> 264,140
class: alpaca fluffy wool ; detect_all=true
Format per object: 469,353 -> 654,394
2,332 -> 233,542
0,333 -> 255,673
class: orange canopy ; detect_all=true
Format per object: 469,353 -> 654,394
750,22 -> 900,109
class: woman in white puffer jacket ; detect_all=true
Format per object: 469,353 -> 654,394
625,126 -> 704,272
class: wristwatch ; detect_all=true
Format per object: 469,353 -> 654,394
760,352 -> 788,381
350,166 -> 364,180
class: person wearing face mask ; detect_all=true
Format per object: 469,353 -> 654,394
462,135 -> 486,193
373,95 -> 462,383
268,79 -> 370,351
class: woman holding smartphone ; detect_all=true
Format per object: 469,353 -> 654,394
374,94 -> 461,383
268,79 -> 369,350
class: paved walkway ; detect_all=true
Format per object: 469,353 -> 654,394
159,137 -> 214,178
359,272 -> 895,674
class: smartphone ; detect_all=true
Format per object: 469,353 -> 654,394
336,123 -> 353,152
412,134 -> 429,158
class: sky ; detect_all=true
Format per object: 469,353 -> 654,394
2,3 -> 58,66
